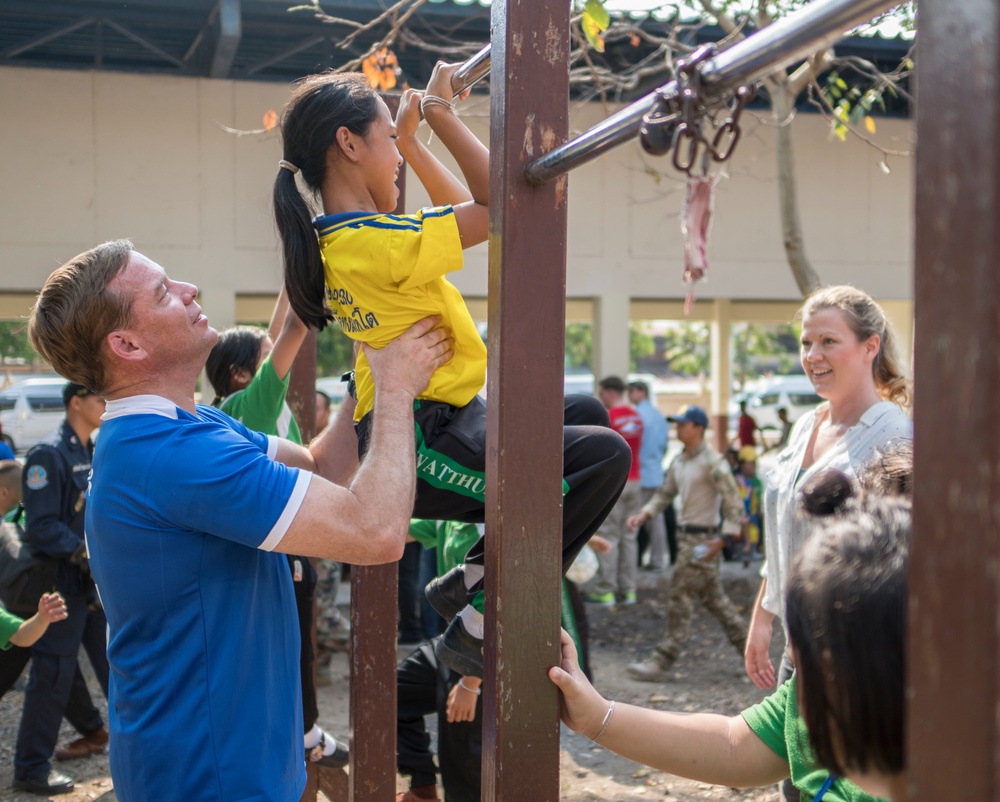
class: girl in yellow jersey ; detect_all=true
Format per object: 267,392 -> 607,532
273,62 -> 631,677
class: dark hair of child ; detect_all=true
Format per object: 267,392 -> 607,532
205,326 -> 267,406
787,469 -> 910,779
273,73 -> 380,331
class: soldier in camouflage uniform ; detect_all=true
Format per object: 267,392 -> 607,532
625,406 -> 747,682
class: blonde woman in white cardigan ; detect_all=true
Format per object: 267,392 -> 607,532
744,285 -> 912,692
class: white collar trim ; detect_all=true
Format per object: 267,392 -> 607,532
102,394 -> 181,421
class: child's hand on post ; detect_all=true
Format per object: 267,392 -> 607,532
423,61 -> 469,116
395,87 -> 424,142
548,629 -> 609,738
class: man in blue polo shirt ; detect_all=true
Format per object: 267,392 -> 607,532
27,240 -> 453,802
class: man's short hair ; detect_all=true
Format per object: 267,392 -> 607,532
28,240 -> 134,394
0,460 -> 22,493
63,382 -> 97,408
627,380 -> 649,396
598,376 -> 627,393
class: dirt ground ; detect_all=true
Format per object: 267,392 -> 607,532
0,561 -> 783,801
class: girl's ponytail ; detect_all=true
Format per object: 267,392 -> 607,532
274,72 -> 380,333
274,167 -> 331,331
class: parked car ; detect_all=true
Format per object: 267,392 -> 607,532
563,372 -> 659,406
0,377 -> 67,454
729,375 -> 823,432
315,376 -> 349,406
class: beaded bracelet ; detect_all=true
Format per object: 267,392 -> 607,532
591,700 -> 616,742
458,678 -> 481,695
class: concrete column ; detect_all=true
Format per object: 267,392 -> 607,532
197,286 -> 236,403
709,298 -> 732,453
879,299 -> 914,376
592,292 -> 630,381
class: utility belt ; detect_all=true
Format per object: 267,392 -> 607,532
676,524 -> 718,536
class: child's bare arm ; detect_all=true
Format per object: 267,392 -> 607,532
396,89 -> 473,208
419,62 -> 489,248
267,286 -> 309,382
9,592 -> 67,648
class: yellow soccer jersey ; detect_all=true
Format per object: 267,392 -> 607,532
315,205 -> 487,421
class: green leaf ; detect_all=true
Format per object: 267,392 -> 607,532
836,77 -> 848,90
584,0 -> 611,31
582,12 -> 605,52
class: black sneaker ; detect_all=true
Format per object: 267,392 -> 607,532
435,618 -> 484,678
308,730 -> 350,769
12,770 -> 74,796
424,565 -> 467,621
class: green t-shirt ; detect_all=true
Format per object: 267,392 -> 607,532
219,353 -> 302,444
408,519 -> 587,670
1,506 -> 26,650
407,519 -> 481,578
741,678 -> 887,802
0,607 -> 23,651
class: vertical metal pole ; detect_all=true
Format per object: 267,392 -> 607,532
347,94 -> 406,802
483,2 -> 569,800
909,2 -> 1000,799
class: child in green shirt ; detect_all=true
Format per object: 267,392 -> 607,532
549,470 -> 909,802
1,593 -> 67,651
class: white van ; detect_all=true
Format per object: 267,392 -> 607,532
562,373 -> 659,406
0,377 -> 67,454
731,375 -> 823,431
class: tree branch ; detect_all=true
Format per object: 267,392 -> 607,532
696,0 -> 742,39
805,75 -> 913,159
787,49 -> 834,99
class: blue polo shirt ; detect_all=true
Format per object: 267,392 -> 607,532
87,395 -> 311,802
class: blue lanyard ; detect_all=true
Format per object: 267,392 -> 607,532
815,775 -> 836,801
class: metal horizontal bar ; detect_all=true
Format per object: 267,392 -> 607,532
451,43 -> 491,94
103,18 -> 186,69
3,17 -> 93,59
524,0 -> 902,184
245,34 -> 325,75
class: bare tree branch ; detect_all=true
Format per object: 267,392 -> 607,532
787,49 -> 834,98
696,0 -> 741,38
805,75 -> 913,159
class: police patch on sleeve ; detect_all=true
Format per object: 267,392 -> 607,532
26,465 -> 48,491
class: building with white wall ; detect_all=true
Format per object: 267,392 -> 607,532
0,2 -> 914,428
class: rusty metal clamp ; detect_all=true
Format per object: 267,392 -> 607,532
668,45 -> 716,175
706,84 -> 755,163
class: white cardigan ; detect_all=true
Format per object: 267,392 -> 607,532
760,400 -> 912,618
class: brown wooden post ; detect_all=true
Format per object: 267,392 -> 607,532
347,558 -> 397,801
289,331 -> 318,441
483,3 -> 569,800
345,92 -> 407,802
291,328 -> 330,802
292,95 -> 407,800
909,2 -> 1000,798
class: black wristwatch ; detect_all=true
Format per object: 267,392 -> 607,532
340,370 -> 357,402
